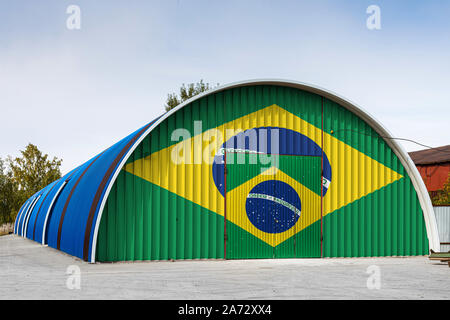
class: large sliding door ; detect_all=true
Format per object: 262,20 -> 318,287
225,152 -> 321,259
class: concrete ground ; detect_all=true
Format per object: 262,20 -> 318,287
1,234 -> 449,300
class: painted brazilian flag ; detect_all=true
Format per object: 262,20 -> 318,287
96,85 -> 428,261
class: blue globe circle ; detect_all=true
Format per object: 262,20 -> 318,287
245,180 -> 301,233
212,127 -> 332,197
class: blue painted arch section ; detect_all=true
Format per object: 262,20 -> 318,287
17,195 -> 32,236
14,200 -> 30,234
14,200 -> 27,234
14,118 -> 158,260
46,155 -> 98,249
32,179 -> 63,243
15,198 -> 28,235
22,189 -> 46,238
56,125 -> 144,258
23,185 -> 50,238
83,119 -> 160,261
22,193 -> 41,238
25,182 -> 56,239
14,121 -> 158,260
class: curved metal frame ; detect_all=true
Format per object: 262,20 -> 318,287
89,79 -> 440,262
41,181 -> 68,245
14,200 -> 30,235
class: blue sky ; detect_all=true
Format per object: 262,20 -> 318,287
0,0 -> 449,174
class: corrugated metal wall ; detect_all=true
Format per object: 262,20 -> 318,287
14,121 -> 158,262
96,132 -> 225,261
96,85 -> 429,261
434,206 -> 450,252
322,98 -> 428,257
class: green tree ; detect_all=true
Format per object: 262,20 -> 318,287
164,80 -> 219,111
0,159 -> 18,224
6,143 -> 62,222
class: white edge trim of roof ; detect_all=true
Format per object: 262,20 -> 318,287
23,194 -> 42,238
14,200 -> 30,234
41,180 -> 68,245
89,79 -> 440,262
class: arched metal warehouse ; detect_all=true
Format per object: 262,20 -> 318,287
14,79 -> 440,263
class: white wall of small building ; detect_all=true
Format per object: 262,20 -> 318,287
434,206 -> 450,252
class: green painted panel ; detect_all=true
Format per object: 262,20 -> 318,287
131,85 -> 400,171
225,219 -> 322,259
225,220 -> 273,259
322,98 -> 403,173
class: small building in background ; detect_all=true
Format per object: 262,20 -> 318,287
410,145 -> 450,252
409,145 -> 450,198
